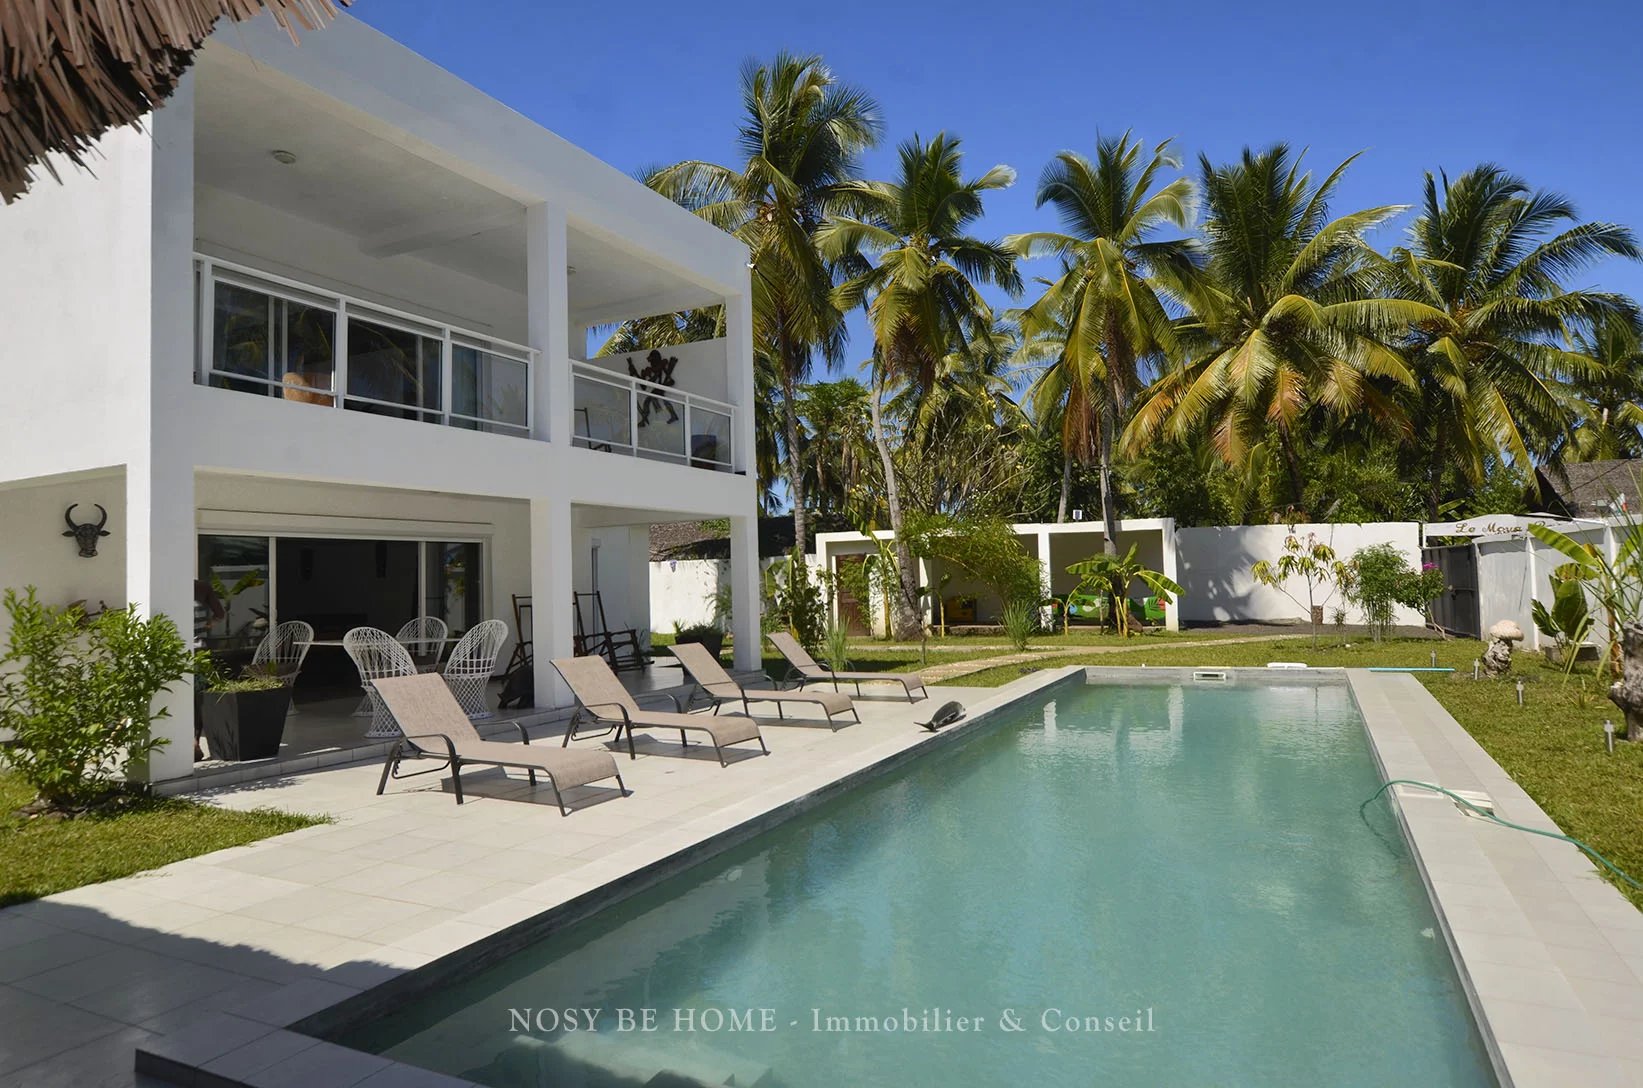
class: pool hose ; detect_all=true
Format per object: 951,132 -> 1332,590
1362,779 -> 1643,892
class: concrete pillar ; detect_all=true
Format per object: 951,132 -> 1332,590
728,513 -> 762,670
530,494 -> 578,707
1159,519 -> 1181,632
526,201 -> 570,443
722,283 -> 756,476
136,74 -> 198,784
1037,529 -> 1054,627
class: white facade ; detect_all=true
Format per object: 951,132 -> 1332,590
0,14 -> 761,782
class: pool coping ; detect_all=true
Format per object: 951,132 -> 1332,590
134,665 -> 1088,1087
135,665 -> 1643,1088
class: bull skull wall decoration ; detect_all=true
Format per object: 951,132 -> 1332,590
63,504 -> 110,558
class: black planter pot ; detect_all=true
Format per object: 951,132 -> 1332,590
201,687 -> 292,761
674,630 -> 725,659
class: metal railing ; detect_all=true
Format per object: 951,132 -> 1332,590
571,360 -> 735,472
195,255 -> 535,438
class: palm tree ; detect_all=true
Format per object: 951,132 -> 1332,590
1007,134 -> 1195,553
644,53 -> 881,556
1125,145 -> 1435,509
1557,312 -> 1643,463
821,133 -> 1022,636
1382,165 -> 1641,513
798,378 -> 877,518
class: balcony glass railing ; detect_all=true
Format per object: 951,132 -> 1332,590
195,256 -> 534,437
572,361 -> 735,471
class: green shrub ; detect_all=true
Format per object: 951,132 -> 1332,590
0,588 -> 199,810
1001,598 -> 1039,652
764,550 -> 827,652
1349,544 -> 1407,641
822,621 -> 852,673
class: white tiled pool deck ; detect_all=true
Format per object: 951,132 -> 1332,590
1,666 -> 1640,1087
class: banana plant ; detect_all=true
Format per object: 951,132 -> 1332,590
1530,565 -> 1594,682
1066,544 -> 1182,638
1528,520 -> 1643,677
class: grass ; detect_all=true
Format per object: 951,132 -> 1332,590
957,636 -> 1643,910
0,772 -> 325,907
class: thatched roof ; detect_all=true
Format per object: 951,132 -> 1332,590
0,0 -> 345,203
650,515 -> 854,562
1535,459 -> 1642,518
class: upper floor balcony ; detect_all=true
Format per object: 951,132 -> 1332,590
183,37 -> 749,475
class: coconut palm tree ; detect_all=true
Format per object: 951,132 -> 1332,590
1381,165 -> 1641,513
1007,134 -> 1195,553
644,53 -> 881,556
821,133 -> 1022,636
798,378 -> 877,518
1125,145 -> 1436,509
1556,312 -> 1643,463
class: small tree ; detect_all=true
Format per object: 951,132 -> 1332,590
763,550 -> 828,652
1251,530 -> 1353,647
1348,544 -> 1410,642
0,588 -> 199,811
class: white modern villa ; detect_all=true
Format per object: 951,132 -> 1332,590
0,13 -> 762,785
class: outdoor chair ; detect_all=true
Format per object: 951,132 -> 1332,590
372,673 -> 626,814
394,616 -> 449,672
767,631 -> 928,702
444,618 -> 508,720
552,655 -> 766,765
504,593 -> 532,675
343,627 -> 420,738
572,591 -> 649,672
668,640 -> 858,729
250,619 -> 314,684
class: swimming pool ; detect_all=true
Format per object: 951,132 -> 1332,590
335,675 -> 1495,1086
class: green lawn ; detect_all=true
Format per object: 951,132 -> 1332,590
957,636 -> 1643,910
0,773 -> 325,907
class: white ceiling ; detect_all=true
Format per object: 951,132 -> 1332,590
192,48 -> 721,321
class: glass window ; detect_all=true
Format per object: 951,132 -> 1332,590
209,282 -> 335,402
197,535 -> 271,651
452,345 -> 529,433
425,542 -> 484,635
346,317 -> 442,422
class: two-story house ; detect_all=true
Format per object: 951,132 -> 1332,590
0,13 -> 763,784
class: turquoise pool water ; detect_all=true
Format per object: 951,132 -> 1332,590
339,678 -> 1496,1086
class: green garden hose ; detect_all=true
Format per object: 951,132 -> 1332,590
1362,779 -> 1643,892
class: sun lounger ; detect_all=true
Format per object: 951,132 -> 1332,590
668,640 -> 859,729
551,655 -> 767,765
766,631 -> 928,702
371,672 -> 626,815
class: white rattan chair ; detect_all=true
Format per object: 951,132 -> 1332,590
443,619 -> 507,720
394,616 -> 449,673
343,626 -> 420,738
251,620 -> 315,682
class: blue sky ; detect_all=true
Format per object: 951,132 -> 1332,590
354,0 -> 1643,376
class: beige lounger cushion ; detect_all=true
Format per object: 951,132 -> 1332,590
766,632 -> 925,690
551,655 -> 763,747
668,642 -> 854,717
373,673 -> 619,790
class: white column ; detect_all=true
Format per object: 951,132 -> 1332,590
723,282 -> 756,476
526,201 -> 570,443
1037,529 -> 1053,626
530,494 -> 578,707
126,455 -> 196,782
1160,520 -> 1181,631
728,513 -> 762,670
136,75 -> 198,784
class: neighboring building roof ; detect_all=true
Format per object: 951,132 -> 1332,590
1535,459 -> 1642,518
650,515 -> 854,561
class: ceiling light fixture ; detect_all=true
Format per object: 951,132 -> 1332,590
269,149 -> 297,165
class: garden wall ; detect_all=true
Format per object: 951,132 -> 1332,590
1175,522 -> 1425,627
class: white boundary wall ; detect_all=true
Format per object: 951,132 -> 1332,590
651,556 -> 782,633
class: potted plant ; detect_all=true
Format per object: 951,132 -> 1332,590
672,621 -> 725,660
199,664 -> 292,761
